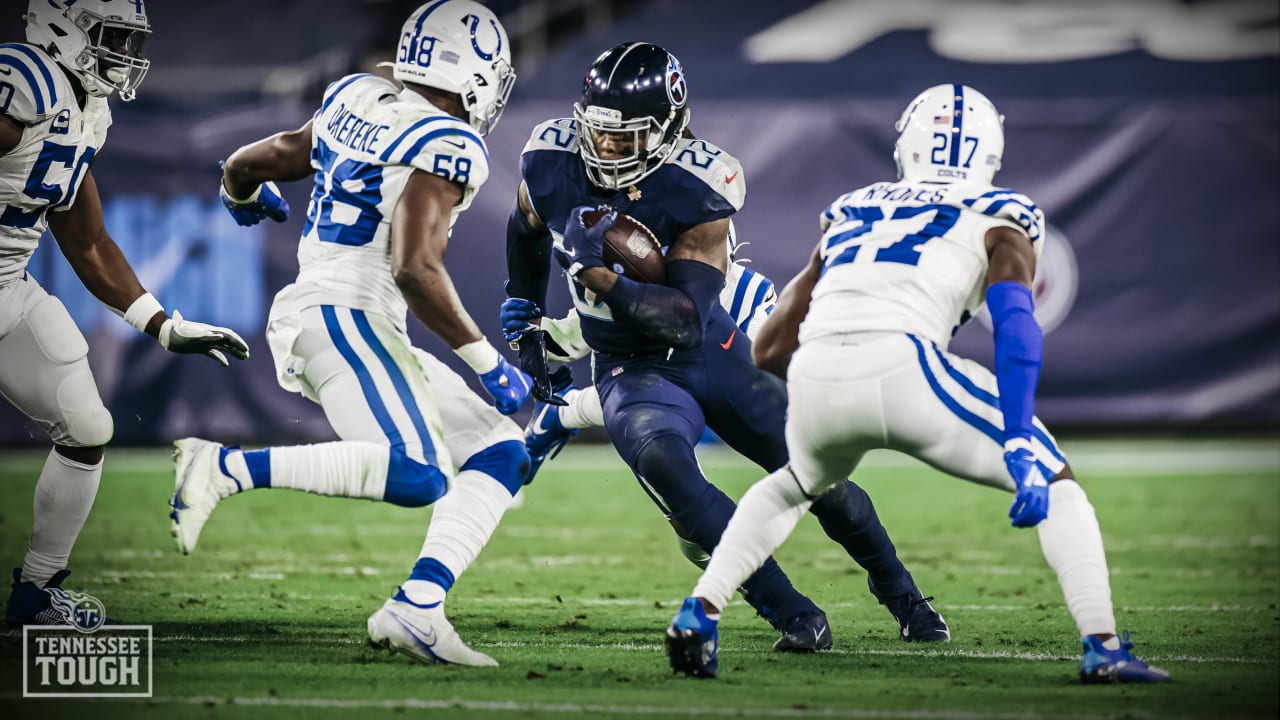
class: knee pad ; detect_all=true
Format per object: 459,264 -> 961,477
810,480 -> 872,523
385,449 -> 449,507
23,297 -> 112,447
460,440 -> 529,496
633,433 -> 704,504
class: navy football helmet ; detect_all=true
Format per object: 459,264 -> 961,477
573,42 -> 690,190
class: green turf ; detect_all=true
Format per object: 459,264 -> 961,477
1,441 -> 1277,719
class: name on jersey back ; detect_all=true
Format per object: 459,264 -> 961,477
860,183 -> 946,204
325,103 -> 389,154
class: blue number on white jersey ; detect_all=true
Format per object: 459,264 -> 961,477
823,204 -> 961,274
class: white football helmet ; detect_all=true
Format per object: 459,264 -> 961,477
25,0 -> 151,101
391,0 -> 516,136
894,84 -> 1004,185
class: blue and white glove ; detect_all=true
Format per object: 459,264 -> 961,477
553,206 -> 612,277
1005,437 -> 1049,528
500,297 -> 542,343
478,356 -> 532,415
220,173 -> 290,227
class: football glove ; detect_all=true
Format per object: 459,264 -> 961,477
220,169 -> 290,226
500,297 -> 542,343
1005,438 -> 1049,528
159,310 -> 250,367
478,356 -> 532,416
553,206 -> 612,277
516,330 -> 569,407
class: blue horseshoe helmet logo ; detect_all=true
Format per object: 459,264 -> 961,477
466,14 -> 502,61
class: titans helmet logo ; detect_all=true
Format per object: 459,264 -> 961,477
665,54 -> 687,108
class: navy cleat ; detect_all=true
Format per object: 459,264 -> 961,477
666,596 -> 719,678
5,568 -> 112,628
523,391 -> 578,484
871,579 -> 951,643
1080,630 -> 1171,684
772,610 -> 833,653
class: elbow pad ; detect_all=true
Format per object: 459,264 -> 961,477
986,281 -> 1042,441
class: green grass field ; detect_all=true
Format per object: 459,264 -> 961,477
1,440 -> 1277,720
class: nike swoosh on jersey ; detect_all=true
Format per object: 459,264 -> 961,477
442,138 -> 466,149
724,171 -> 739,184
719,329 -> 736,350
0,67 -> 11,75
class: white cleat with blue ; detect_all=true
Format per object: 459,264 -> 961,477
367,589 -> 498,667
170,437 -> 237,556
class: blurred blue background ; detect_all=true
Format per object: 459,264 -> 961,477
1,0 -> 1277,445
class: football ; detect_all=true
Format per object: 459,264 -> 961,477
582,209 -> 666,284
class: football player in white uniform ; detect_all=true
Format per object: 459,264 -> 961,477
511,228 -> 779,484
1,0 -> 250,627
667,85 -> 1170,684
168,0 -> 528,666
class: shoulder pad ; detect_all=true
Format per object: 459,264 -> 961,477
0,44 -> 62,124
958,186 -> 1045,242
379,113 -> 490,192
522,118 -> 580,155
668,138 -> 745,211
319,73 -> 385,110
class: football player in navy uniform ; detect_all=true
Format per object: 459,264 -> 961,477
503,42 -> 947,651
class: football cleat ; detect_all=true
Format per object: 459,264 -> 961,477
772,610 -> 833,653
367,589 -> 498,667
170,437 -> 239,555
871,579 -> 951,643
522,391 -> 578,484
1080,631 -> 1171,684
665,596 -> 719,678
4,569 -> 112,628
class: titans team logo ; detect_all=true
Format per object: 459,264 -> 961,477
49,587 -> 107,633
666,55 -> 687,108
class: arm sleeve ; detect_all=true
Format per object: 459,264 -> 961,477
505,200 -> 553,307
986,281 -> 1043,441
600,259 -> 725,351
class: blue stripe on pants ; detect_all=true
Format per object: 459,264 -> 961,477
321,305 -> 404,450
349,309 -> 439,467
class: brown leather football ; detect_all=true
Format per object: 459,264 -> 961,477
581,209 -> 666,284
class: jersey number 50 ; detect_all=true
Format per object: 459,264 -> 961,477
0,141 -> 96,229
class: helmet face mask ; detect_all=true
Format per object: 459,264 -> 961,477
391,0 -> 516,136
574,43 -> 690,190
26,0 -> 151,101
894,84 -> 1005,186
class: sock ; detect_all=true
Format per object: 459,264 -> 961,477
558,387 -> 603,430
22,449 -> 103,586
1036,479 -> 1117,638
810,481 -> 915,598
220,442 -> 392,500
413,469 -> 516,595
692,468 -> 813,613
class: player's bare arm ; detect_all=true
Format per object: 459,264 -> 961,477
222,120 -> 315,197
0,113 -> 23,155
391,169 -> 486,349
984,225 -> 1036,289
753,242 -> 822,379
48,170 -> 163,336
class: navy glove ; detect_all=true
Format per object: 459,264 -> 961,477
501,297 -> 542,343
220,163 -> 290,226
1005,439 -> 1049,528
516,330 -> 569,407
554,206 -> 612,277
478,356 -> 532,416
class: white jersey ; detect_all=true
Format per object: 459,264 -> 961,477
722,261 -> 776,340
801,181 -> 1045,349
270,74 -> 490,327
0,43 -> 112,285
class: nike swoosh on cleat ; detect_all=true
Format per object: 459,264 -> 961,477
388,612 -> 443,662
719,329 -> 736,350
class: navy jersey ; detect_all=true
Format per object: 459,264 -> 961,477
520,117 -> 745,355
